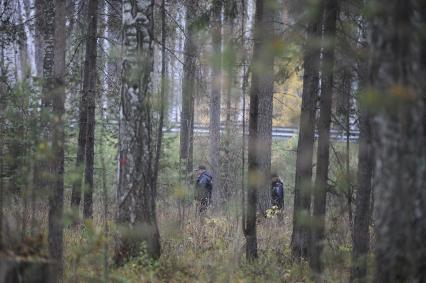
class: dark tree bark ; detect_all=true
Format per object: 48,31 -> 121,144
34,0 -> 54,199
253,0 -> 275,215
370,0 -> 426,282
34,0 -> 45,78
0,82 -> 5,248
310,0 -> 338,274
419,2 -> 426,280
114,0 -> 161,265
350,109 -> 373,282
70,88 -> 86,207
241,0 -> 247,244
244,0 -> 276,260
153,0 -> 167,200
48,0 -> 66,281
209,0 -> 222,204
106,0 -> 122,120
350,10 -> 373,282
221,0 -> 237,202
179,0 -> 198,181
32,0 -> 45,233
291,0 -> 323,261
82,0 -> 99,220
71,0 -> 99,216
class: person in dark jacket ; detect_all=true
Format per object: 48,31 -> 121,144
194,165 -> 213,213
271,173 -> 284,210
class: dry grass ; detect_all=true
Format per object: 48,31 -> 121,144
62,202 -> 323,283
3,196 -> 352,282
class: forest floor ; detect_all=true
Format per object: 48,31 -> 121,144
64,203 -> 353,283
60,137 -> 359,282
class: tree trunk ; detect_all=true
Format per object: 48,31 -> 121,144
106,0 -> 122,121
253,0 -> 275,215
221,0 -> 238,202
48,0 -> 66,281
153,0 -> 167,201
291,0 -> 323,261
82,0 -> 99,220
350,109 -> 373,282
34,0 -> 55,201
310,0 -> 338,274
245,0 -> 276,260
16,0 -> 31,81
70,83 -> 86,207
241,0 -> 248,239
32,0 -> 45,233
370,0 -> 426,282
350,10 -> 373,282
209,0 -> 222,204
0,82 -> 5,248
180,0 -> 198,181
114,0 -> 161,265
34,0 -> 45,78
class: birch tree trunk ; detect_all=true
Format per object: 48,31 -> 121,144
370,0 -> 426,281
115,0 -> 161,265
310,0 -> 338,274
291,0 -> 323,260
16,0 -> 31,81
48,0 -> 66,281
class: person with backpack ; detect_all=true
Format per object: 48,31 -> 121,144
194,165 -> 213,213
271,173 -> 284,210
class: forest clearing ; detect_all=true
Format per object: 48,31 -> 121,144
0,0 -> 425,282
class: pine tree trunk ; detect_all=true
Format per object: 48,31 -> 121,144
48,0 -> 66,281
34,0 -> 54,201
245,0 -> 276,260
34,0 -> 44,78
310,0 -> 338,274
291,0 -> 323,260
106,0 -> 122,120
350,11 -> 373,282
153,0 -> 167,202
115,0 -> 161,265
350,108 -> 373,282
82,0 -> 99,220
222,0 -> 238,202
253,0 -> 275,215
209,0 -> 222,204
0,82 -> 5,248
370,0 -> 426,281
180,0 -> 198,181
419,2 -> 426,280
69,0 -> 86,210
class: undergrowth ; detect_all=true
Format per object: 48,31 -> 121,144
63,203 -> 353,282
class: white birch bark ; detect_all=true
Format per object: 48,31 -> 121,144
115,0 -> 161,264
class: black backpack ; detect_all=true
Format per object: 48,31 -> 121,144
272,181 -> 284,200
197,172 -> 213,192
205,173 -> 213,193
